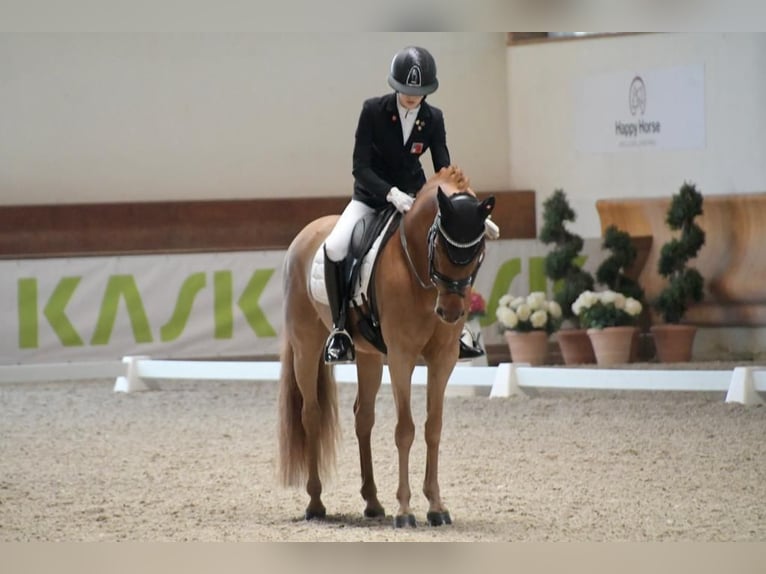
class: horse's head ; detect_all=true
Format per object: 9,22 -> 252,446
428,187 -> 495,324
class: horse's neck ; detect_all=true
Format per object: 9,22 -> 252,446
398,175 -> 465,286
400,193 -> 437,287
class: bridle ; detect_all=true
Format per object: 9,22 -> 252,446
400,212 -> 485,297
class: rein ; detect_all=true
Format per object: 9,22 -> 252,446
399,217 -> 434,290
399,211 -> 485,295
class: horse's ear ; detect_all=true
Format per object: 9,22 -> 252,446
437,187 -> 452,215
480,195 -> 496,218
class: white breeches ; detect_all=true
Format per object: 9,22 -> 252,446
324,199 -> 377,262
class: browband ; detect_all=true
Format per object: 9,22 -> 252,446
436,215 -> 484,249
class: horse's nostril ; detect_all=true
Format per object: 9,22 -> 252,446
436,307 -> 445,318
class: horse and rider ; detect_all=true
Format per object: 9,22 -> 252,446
279,45 -> 498,526
322,45 -> 488,365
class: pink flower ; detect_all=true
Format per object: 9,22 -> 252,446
468,288 -> 486,320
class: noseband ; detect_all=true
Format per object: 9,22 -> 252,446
400,212 -> 485,296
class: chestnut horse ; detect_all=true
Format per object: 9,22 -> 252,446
278,167 -> 495,527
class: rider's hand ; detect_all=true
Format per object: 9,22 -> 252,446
484,217 -> 500,240
386,187 -> 414,213
442,165 -> 470,191
453,169 -> 470,191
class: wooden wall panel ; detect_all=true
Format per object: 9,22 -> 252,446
0,191 -> 535,259
597,192 -> 766,326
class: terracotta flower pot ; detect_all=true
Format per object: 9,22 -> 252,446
556,328 -> 596,365
504,330 -> 549,366
650,324 -> 697,363
587,326 -> 638,366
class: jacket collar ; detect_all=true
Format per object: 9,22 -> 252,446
384,92 -> 432,120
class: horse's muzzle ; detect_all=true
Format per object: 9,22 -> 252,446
435,305 -> 465,325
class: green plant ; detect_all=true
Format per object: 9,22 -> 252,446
654,181 -> 706,323
539,189 -> 595,327
596,225 -> 645,302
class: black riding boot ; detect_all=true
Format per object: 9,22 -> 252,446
458,325 -> 486,360
323,249 -> 355,364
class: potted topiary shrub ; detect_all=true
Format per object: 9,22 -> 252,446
651,181 -> 706,362
595,225 -> 645,303
595,224 -> 647,362
539,189 -> 596,364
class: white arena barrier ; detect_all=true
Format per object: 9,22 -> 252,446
112,356 -> 766,406
488,363 -> 766,406
1,357 -> 763,406
0,361 -> 123,383
112,355 -> 496,394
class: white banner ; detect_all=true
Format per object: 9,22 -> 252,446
0,251 -> 286,364
0,240 -> 608,365
575,65 -> 706,152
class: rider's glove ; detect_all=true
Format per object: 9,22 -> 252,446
386,187 -> 414,214
484,217 -> 500,240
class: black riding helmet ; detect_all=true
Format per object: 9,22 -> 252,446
387,46 -> 439,96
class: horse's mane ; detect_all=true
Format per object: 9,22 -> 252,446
412,168 -> 475,215
417,168 -> 475,203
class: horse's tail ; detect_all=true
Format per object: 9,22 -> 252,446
278,334 -> 340,487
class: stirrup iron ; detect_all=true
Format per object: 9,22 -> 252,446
458,325 -> 485,360
324,328 -> 355,364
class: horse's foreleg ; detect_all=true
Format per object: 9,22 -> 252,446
423,371 -> 452,526
354,353 -> 385,518
388,358 -> 417,528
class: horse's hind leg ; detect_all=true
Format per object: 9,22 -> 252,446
354,353 -> 385,519
294,332 -> 337,521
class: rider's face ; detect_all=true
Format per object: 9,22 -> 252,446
398,93 -> 424,110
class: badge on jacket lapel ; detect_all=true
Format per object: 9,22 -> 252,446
410,142 -> 424,154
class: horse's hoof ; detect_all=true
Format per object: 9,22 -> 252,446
364,504 -> 386,519
305,506 -> 326,521
427,511 -> 452,527
393,513 -> 417,528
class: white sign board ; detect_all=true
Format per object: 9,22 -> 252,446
0,251 -> 286,364
575,65 -> 706,152
0,240 -> 609,365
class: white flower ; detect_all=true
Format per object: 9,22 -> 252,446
600,290 -> 617,305
496,306 -> 518,328
624,297 -> 643,316
515,303 -> 531,321
497,291 -> 561,332
614,293 -> 626,310
581,291 -> 598,307
572,290 -> 596,315
510,296 -> 526,310
530,309 -> 549,329
526,291 -> 547,310
547,300 -> 562,319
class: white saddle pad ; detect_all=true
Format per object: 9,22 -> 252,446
310,217 -> 396,306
